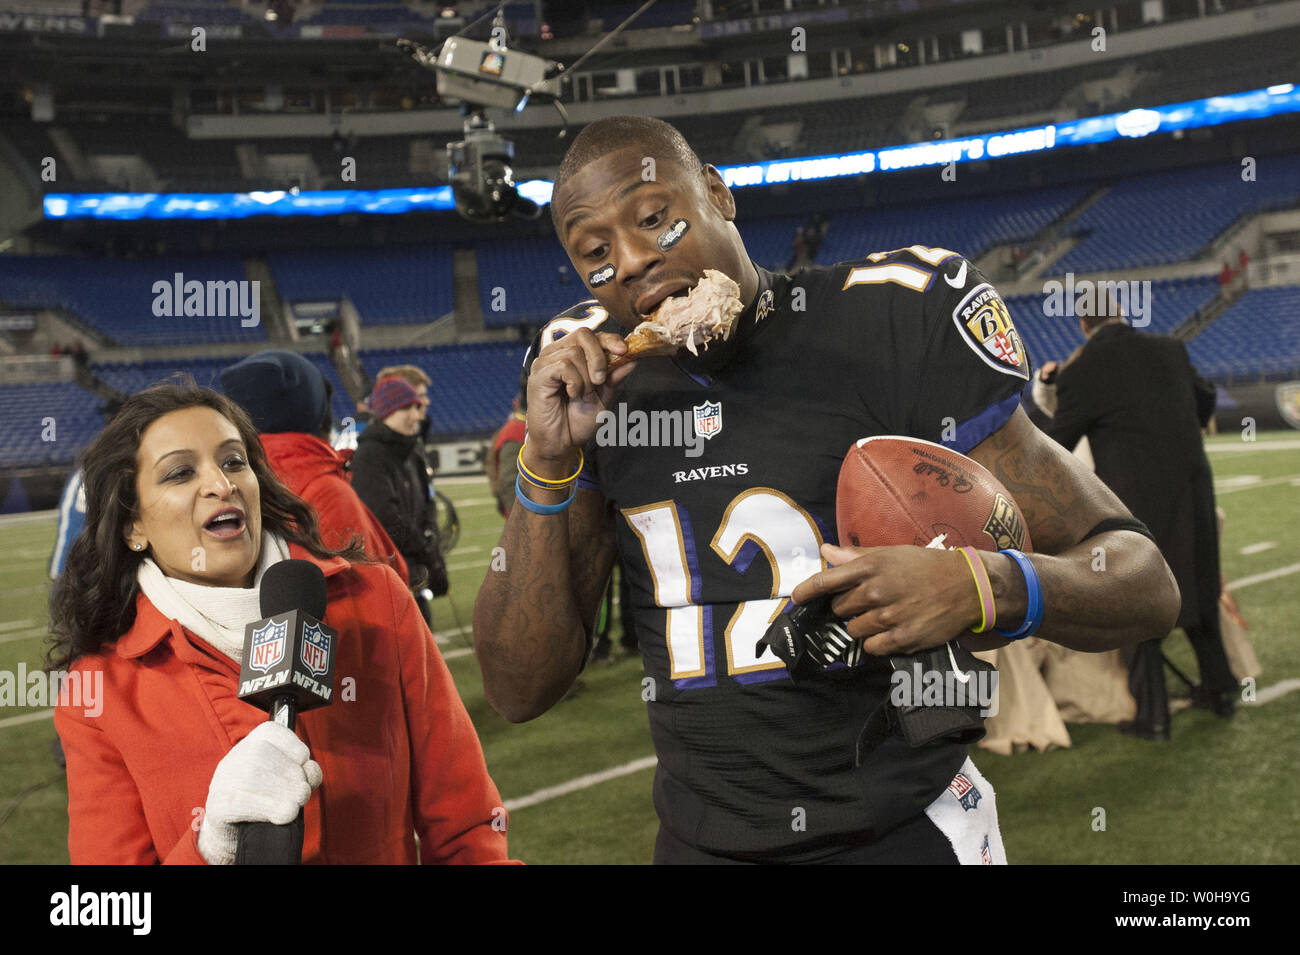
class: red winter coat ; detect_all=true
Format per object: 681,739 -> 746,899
259,431 -> 409,586
55,544 -> 516,864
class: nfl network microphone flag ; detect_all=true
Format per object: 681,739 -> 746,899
235,560 -> 338,864
238,609 -> 337,717
238,561 -> 338,723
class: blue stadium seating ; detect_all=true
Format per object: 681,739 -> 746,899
362,341 -> 528,435
302,352 -> 359,423
267,246 -> 454,326
139,3 -> 249,25
0,382 -> 105,469
0,356 -> 356,471
1188,285 -> 1300,380
1010,277 -> 1220,367
0,255 -> 267,347
476,237 -> 585,328
92,356 -> 232,396
812,186 -> 1093,272
1056,157 -> 1300,274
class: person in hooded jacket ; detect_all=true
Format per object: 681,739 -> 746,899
219,350 -> 408,586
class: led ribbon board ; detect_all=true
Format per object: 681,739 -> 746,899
43,84 -> 1298,221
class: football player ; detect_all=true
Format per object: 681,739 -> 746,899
473,116 -> 1180,864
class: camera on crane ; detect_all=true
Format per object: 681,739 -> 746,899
446,111 -> 537,223
434,28 -> 561,222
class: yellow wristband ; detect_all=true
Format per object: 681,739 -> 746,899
518,442 -> 584,489
958,546 -> 997,634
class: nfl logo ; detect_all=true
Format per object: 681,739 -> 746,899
980,834 -> 993,865
300,622 -> 331,677
248,619 -> 287,673
947,772 -> 983,811
693,401 -> 722,440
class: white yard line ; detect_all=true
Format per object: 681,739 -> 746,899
0,619 -> 34,633
431,475 -> 490,486
1226,563 -> 1300,590
446,561 -> 485,572
0,586 -> 49,599
1206,439 -> 1300,453
0,627 -> 48,646
1214,473 -> 1300,494
504,756 -> 659,812
1239,542 -> 1278,555
1250,678 -> 1300,706
0,511 -> 57,527
0,709 -> 55,729
0,553 -> 53,568
432,625 -> 473,642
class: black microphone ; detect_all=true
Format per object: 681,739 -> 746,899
234,560 -> 338,864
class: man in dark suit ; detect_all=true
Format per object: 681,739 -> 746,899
1028,311 -> 1236,740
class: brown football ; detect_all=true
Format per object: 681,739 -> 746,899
836,435 -> 1033,555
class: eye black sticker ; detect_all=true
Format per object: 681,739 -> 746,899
589,264 -> 615,287
657,218 -> 689,251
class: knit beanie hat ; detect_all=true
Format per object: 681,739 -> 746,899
369,376 -> 420,421
219,350 -> 330,435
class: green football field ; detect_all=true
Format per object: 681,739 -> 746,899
2,430 -> 1298,864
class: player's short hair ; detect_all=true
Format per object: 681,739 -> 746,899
551,115 -> 703,231
374,364 -> 430,388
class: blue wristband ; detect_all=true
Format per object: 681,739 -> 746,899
514,473 -> 578,515
993,549 -> 1044,640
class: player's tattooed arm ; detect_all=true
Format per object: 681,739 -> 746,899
967,407 -> 1181,651
473,486 -> 617,722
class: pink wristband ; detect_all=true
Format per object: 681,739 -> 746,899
957,546 -> 997,634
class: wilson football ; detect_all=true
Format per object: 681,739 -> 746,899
836,435 -> 1033,555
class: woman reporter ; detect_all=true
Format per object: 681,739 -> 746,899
49,378 -> 513,864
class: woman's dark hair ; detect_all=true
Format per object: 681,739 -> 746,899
48,375 -> 369,670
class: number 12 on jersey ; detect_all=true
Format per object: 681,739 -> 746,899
621,488 -> 827,688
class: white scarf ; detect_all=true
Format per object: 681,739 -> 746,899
136,531 -> 292,663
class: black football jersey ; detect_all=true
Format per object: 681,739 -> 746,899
533,246 -> 1032,861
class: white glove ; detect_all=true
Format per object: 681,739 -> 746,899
197,721 -> 323,865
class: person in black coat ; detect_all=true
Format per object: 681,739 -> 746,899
351,376 -> 449,625
1028,314 -> 1235,739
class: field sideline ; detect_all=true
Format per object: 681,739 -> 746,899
1,431 -> 1297,864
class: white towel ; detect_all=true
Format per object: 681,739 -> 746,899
924,757 -> 1008,865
